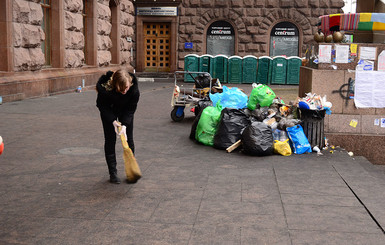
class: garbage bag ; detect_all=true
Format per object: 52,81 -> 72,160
214,108 -> 251,150
277,118 -> 301,130
241,121 -> 274,156
190,109 -> 203,140
250,107 -> 269,121
195,97 -> 213,116
286,125 -> 312,154
194,73 -> 211,88
273,139 -> 292,156
195,102 -> 223,146
247,84 -> 276,110
210,86 -> 248,109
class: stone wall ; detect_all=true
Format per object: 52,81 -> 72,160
97,0 -> 112,66
11,0 -> 135,70
13,0 -> 45,71
64,0 -> 85,68
120,0 -> 135,65
177,0 -> 344,69
96,0 -> 135,66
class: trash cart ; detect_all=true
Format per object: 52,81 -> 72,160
228,56 -> 243,84
242,55 -> 258,84
184,54 -> 200,82
298,108 -> 326,149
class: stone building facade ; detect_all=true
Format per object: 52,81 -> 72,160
176,0 -> 344,70
0,0 -> 135,102
133,0 -> 344,73
1,0 -> 346,102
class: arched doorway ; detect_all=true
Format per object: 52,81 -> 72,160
269,22 -> 299,57
206,21 -> 235,56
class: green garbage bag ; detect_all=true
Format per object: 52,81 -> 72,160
195,102 -> 223,146
247,85 -> 276,110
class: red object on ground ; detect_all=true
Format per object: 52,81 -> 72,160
0,142 -> 3,155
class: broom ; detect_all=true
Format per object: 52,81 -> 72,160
118,126 -> 142,183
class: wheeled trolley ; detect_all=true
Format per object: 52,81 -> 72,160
170,71 -> 213,122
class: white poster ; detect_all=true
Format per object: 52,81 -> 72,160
359,47 -> 377,60
335,45 -> 349,63
378,50 -> 385,71
354,71 -> 385,108
318,45 -> 332,63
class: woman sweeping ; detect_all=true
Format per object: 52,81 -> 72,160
96,69 -> 140,184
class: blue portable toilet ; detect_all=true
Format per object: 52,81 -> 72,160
228,56 -> 243,84
242,55 -> 258,84
184,54 -> 200,82
270,56 -> 288,85
257,56 -> 272,84
286,56 -> 302,85
199,54 -> 214,76
213,55 -> 228,83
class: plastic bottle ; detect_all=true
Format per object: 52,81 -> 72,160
279,130 -> 288,141
272,129 -> 280,141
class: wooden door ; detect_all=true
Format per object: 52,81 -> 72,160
143,23 -> 171,72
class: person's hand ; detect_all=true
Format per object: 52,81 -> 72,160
112,120 -> 121,134
119,125 -> 127,140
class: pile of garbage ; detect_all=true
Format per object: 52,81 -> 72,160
190,84 -> 333,156
297,92 -> 332,115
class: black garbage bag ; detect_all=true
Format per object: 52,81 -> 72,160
194,97 -> 213,116
241,121 -> 274,156
194,74 -> 211,88
249,107 -> 269,121
190,109 -> 203,140
214,108 -> 251,150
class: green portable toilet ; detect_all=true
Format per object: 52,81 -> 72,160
257,56 -> 272,84
270,56 -> 288,85
184,54 -> 200,82
199,54 -> 214,76
228,56 -> 243,84
213,55 -> 228,83
286,56 -> 302,85
242,55 -> 258,84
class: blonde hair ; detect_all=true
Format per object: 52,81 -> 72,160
102,69 -> 132,92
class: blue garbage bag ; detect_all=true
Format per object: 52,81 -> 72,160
286,125 -> 312,154
210,86 -> 248,109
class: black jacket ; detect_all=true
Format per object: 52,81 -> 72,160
96,71 -> 140,124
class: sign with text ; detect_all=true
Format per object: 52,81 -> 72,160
184,42 -> 193,49
136,7 -> 178,16
270,22 -> 299,57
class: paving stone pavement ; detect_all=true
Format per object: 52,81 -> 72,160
0,81 -> 385,245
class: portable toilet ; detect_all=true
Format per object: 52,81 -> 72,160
213,55 -> 228,83
257,56 -> 272,84
242,55 -> 258,84
228,56 -> 243,84
270,56 -> 288,85
199,54 -> 214,76
286,56 -> 302,85
184,54 -> 200,82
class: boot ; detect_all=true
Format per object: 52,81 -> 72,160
105,154 -> 121,184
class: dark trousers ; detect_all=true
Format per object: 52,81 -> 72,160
101,112 -> 135,160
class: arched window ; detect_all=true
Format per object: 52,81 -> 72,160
206,21 -> 235,56
270,22 -> 299,57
